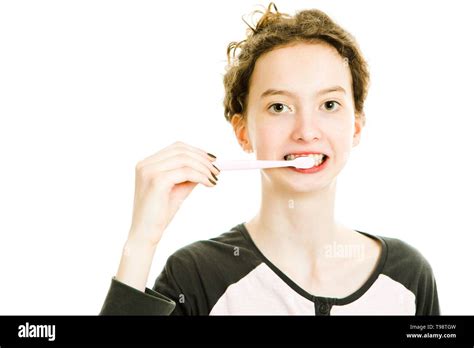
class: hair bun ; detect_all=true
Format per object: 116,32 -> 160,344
242,2 -> 290,37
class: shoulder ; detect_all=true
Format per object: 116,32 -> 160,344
161,222 -> 260,280
375,234 -> 438,305
379,234 -> 440,315
166,224 -> 250,267
356,230 -> 434,279
381,235 -> 435,276
153,223 -> 262,314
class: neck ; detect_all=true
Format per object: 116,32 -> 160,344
247,175 -> 345,260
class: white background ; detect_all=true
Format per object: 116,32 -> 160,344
0,0 -> 473,314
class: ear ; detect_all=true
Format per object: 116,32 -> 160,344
352,111 -> 365,147
231,114 -> 253,153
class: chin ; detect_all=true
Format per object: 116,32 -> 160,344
272,175 -> 332,194
288,181 -> 332,193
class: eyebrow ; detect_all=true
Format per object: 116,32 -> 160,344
260,86 -> 346,99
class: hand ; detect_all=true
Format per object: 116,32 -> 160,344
127,141 -> 220,246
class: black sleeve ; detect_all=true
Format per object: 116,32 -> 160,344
415,261 -> 441,315
99,277 -> 176,315
100,243 -> 209,315
99,249 -> 199,316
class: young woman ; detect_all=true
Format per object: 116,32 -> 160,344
100,3 -> 440,315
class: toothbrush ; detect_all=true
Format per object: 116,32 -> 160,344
213,156 -> 315,171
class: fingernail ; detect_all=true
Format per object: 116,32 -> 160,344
207,152 -> 216,159
208,177 -> 217,185
211,172 -> 218,181
212,164 -> 221,172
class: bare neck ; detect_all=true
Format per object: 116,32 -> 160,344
246,177 -> 348,262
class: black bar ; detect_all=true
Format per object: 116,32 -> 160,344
0,315 -> 473,346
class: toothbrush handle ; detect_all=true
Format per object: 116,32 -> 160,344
213,159 -> 286,171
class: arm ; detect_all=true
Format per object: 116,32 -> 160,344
416,261 -> 441,315
99,233 -> 177,315
99,276 -> 176,315
115,237 -> 157,292
100,142 -> 219,315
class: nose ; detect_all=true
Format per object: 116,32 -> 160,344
290,107 -> 323,142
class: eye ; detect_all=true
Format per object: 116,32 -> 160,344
322,100 -> 341,112
268,103 -> 292,114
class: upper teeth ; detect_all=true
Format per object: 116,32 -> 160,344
285,153 -> 325,165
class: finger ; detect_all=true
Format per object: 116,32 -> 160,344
139,146 -> 220,177
141,141 -> 217,164
140,154 -> 219,184
163,166 -> 217,188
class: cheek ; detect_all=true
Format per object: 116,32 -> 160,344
254,129 -> 274,149
330,122 -> 354,162
331,118 -> 353,136
252,127 -> 283,159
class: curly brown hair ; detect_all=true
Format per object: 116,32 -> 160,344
223,2 -> 370,126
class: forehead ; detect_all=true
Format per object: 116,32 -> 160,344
248,42 -> 352,97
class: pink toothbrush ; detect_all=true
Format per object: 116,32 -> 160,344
213,156 -> 315,171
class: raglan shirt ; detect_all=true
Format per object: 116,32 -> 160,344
99,222 -> 440,315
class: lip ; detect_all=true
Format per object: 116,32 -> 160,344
288,154 -> 330,174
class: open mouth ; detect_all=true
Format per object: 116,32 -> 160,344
283,153 -> 328,167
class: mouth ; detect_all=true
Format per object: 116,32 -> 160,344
283,153 -> 329,167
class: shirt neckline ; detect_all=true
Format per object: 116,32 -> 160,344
234,222 -> 388,306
